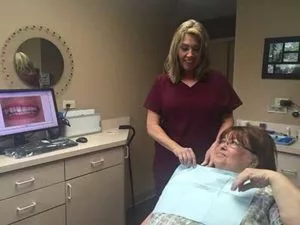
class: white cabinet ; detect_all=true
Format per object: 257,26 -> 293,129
0,161 -> 64,200
0,161 -> 65,225
65,147 -> 123,180
10,206 -> 65,225
277,152 -> 300,187
66,165 -> 124,225
0,146 -> 125,225
65,147 -> 125,225
0,183 -> 65,224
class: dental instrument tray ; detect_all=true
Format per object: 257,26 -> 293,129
270,134 -> 295,145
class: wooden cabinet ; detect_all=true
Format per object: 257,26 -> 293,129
277,152 -> 300,187
0,146 -> 125,225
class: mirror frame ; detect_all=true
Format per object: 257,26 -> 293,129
0,25 -> 74,96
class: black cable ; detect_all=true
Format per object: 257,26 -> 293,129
292,101 -> 300,110
119,125 -> 135,146
59,105 -> 71,127
64,104 -> 71,118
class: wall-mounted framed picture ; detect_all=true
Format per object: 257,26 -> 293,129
262,36 -> 300,79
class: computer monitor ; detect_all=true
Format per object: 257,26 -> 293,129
0,88 -> 59,145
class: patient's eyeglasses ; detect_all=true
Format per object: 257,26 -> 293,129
219,138 -> 252,152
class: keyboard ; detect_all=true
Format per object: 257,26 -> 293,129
4,138 -> 78,159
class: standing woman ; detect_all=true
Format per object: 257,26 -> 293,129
144,19 -> 242,195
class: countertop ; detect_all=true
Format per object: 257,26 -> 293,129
0,128 -> 128,174
276,141 -> 300,156
0,127 -> 298,174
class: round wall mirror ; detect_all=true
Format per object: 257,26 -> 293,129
15,38 -> 64,88
1,25 -> 74,96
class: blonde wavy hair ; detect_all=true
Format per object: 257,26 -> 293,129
14,52 -> 34,75
164,19 -> 210,84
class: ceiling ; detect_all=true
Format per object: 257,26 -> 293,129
177,0 -> 236,21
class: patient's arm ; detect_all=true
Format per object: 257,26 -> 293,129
232,168 -> 300,225
140,213 -> 151,225
268,172 -> 300,225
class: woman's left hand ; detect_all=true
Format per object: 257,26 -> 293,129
231,168 -> 273,191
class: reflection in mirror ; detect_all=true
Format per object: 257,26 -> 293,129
1,25 -> 74,96
14,38 -> 64,88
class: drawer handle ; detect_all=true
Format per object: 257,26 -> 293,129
66,183 -> 72,201
124,146 -> 129,159
90,158 -> 104,168
17,202 -> 36,215
15,177 -> 35,187
281,169 -> 298,177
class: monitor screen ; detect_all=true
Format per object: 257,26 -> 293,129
0,89 -> 59,136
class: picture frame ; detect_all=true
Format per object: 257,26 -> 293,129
262,36 -> 300,79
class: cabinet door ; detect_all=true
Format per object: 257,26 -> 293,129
66,164 -> 124,225
277,152 -> 300,187
10,205 -> 65,225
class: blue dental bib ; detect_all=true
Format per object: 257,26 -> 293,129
153,165 -> 257,225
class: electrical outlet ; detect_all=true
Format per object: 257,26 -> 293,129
63,100 -> 76,109
274,98 -> 289,107
267,105 -> 287,114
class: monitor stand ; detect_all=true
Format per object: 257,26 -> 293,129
13,134 -> 28,147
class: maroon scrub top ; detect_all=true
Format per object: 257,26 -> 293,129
144,70 -> 242,194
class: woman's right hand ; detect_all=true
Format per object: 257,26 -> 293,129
173,146 -> 196,166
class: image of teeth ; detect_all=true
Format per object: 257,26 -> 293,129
5,106 -> 38,116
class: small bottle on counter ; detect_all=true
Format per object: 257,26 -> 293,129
259,123 -> 267,130
286,127 -> 291,137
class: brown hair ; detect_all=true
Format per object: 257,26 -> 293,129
219,126 -> 277,171
164,19 -> 210,84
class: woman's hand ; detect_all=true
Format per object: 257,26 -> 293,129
201,141 -> 218,167
231,168 -> 274,191
173,146 -> 196,167
141,214 -> 151,225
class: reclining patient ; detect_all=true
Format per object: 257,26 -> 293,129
142,126 -> 283,225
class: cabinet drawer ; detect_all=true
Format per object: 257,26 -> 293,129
65,147 -> 123,180
277,152 -> 300,187
0,161 -> 64,200
10,205 -> 65,225
0,182 -> 65,225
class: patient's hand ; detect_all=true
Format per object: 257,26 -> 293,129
231,168 -> 273,191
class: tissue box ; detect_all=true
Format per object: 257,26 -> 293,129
63,113 -> 101,137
